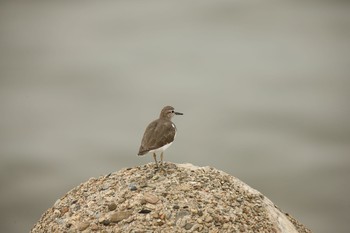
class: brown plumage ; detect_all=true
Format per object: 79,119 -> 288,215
138,106 -> 183,167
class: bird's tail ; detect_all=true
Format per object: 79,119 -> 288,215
138,151 -> 146,156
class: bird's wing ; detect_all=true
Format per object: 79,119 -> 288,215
138,120 -> 176,155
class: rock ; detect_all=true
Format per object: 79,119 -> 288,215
102,219 -> 110,226
54,199 -> 61,207
143,193 -> 159,204
184,223 -> 193,230
176,210 -> 190,220
77,222 -> 89,231
176,215 -> 191,228
178,183 -> 191,191
108,203 -> 117,211
109,211 -> 132,223
101,183 -> 110,190
222,223 -> 229,229
60,206 -> 69,216
128,183 -> 137,191
117,197 -> 125,204
197,210 -> 203,216
204,214 -> 213,223
98,216 -> 105,223
90,223 -> 99,231
175,210 -> 191,228
53,208 -> 60,216
139,209 -> 151,214
155,219 -> 164,226
191,223 -> 202,231
31,163 -> 311,233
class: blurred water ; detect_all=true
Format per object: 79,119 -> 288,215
1,0 -> 349,232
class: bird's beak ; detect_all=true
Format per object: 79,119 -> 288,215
175,112 -> 183,115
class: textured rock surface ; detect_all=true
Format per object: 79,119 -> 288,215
31,163 -> 311,232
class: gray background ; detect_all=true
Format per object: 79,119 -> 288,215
1,0 -> 349,232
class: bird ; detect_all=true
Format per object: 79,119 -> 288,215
138,106 -> 183,167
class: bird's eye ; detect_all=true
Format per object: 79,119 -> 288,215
171,110 -> 174,113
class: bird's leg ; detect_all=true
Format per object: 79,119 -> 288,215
160,152 -> 164,166
153,153 -> 159,168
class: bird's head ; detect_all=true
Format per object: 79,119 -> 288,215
160,106 -> 183,119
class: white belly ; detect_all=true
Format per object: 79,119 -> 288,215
148,141 -> 173,154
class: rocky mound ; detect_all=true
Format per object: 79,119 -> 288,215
31,163 -> 311,232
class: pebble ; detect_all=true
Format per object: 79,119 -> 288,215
178,183 -> 191,191
176,210 -> 190,219
143,193 -> 159,204
98,216 -> 105,223
109,211 -> 133,223
90,223 -> 99,231
67,229 -> 77,233
113,226 -> 121,233
140,198 -> 147,205
102,219 -> 110,226
77,222 -> 89,231
184,223 -> 193,230
155,219 -> 164,226
191,223 -> 201,231
117,198 -> 125,204
128,183 -> 137,191
101,183 -> 110,190
204,215 -> 213,223
54,199 -> 61,207
190,208 -> 197,214
239,225 -> 245,231
53,209 -> 61,218
60,206 -> 69,215
176,215 -> 190,228
108,203 -> 117,211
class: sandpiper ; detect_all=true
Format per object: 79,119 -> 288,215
138,106 -> 183,167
